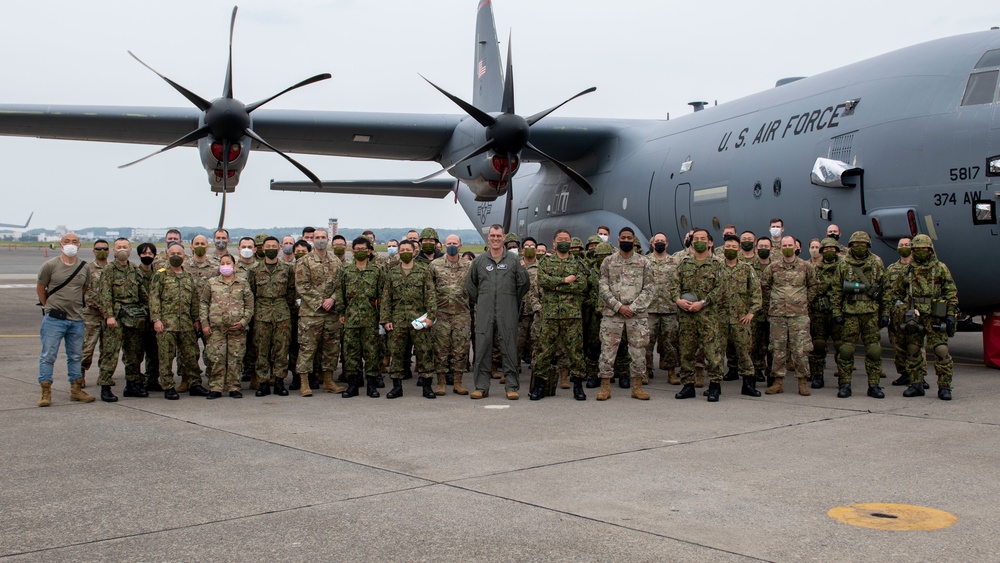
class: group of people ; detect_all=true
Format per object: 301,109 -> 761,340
34,217 -> 958,407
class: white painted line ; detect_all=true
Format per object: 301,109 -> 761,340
0,284 -> 34,289
484,405 -> 510,410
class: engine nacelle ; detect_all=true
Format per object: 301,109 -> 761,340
451,152 -> 520,200
198,135 -> 251,193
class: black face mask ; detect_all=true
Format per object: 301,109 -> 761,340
140,256 -> 155,266
828,233 -> 840,241
619,241 -> 634,253
653,242 -> 666,253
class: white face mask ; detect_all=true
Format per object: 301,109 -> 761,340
508,248 -> 519,256
386,246 -> 398,256
62,244 -> 79,257
769,227 -> 782,239
239,248 -> 255,259
598,234 -> 609,243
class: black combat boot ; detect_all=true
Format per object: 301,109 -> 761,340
837,383 -> 852,398
585,374 -> 600,388
273,378 -> 288,396
146,374 -> 163,392
723,368 -> 739,381
420,377 -> 436,399
529,378 -> 546,401
741,376 -> 761,397
342,375 -> 360,398
572,377 -> 586,401
289,373 -> 301,391
755,370 -> 766,382
446,371 -> 454,386
891,373 -> 910,386
386,378 -> 403,399
366,377 -> 380,398
903,383 -> 925,397
705,381 -> 721,402
188,384 -> 209,397
938,387 -> 952,401
375,374 -> 386,388
101,385 -> 118,403
618,374 -> 631,389
164,388 -> 179,400
867,384 -> 885,399
811,373 -> 825,389
675,383 -> 696,399
256,383 -> 271,397
308,373 -> 320,390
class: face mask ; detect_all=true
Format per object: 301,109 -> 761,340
354,250 -> 369,261
508,248 -> 519,256
192,246 -> 207,257
810,249 -> 821,259
386,246 -> 398,256
282,244 -> 294,255
723,249 -> 738,260
523,247 -> 536,259
691,241 -> 707,253
556,241 -> 571,253
823,250 -> 837,262
399,252 -> 414,264
219,265 -> 234,276
619,241 -> 634,253
239,248 -> 254,259
850,246 -> 869,259
446,245 -> 459,256
913,248 -> 931,262
828,233 -> 840,241
116,249 -> 131,261
255,248 -> 265,258
94,249 -> 108,260
294,251 -> 306,259
757,249 -> 770,259
168,256 -> 184,267
313,240 -> 328,251
740,241 -> 754,251
598,234 -> 609,243
653,242 -> 667,254
264,249 -> 279,260
898,247 -> 912,258
781,248 -> 795,258
333,247 -> 346,257
421,243 -> 436,255
214,240 -> 227,251
769,227 -> 781,239
139,255 -> 154,265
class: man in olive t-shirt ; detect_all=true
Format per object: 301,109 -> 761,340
35,232 -> 96,406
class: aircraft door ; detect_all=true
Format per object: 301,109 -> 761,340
516,207 -> 528,238
675,183 -> 691,242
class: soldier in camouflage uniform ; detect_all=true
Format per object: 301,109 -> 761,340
718,234 -> 763,396
670,228 -> 725,402
531,230 -> 589,401
185,235 -> 218,392
80,239 -> 110,387
97,238 -> 148,402
518,237 -> 540,372
136,243 -> 161,391
889,234 -> 958,400
751,237 -> 774,383
149,243 -> 205,399
831,231 -> 889,399
149,229 -> 182,272
294,229 -> 345,397
646,232 -> 679,384
233,237 -> 260,386
597,227 -> 653,401
583,242 -> 613,388
249,236 -> 296,397
431,234 -> 472,396
808,238 -> 843,389
200,254 -> 254,398
339,236 -> 386,398
761,236 -> 817,396
381,239 -> 438,399
886,237 -> 926,388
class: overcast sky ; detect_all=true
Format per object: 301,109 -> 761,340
0,0 -> 996,231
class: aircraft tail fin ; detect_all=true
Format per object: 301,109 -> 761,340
472,0 -> 503,112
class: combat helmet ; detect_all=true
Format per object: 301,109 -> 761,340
848,231 -> 871,246
910,234 -> 934,250
570,237 -> 584,250
586,235 -> 602,249
820,237 -> 840,251
254,233 -> 268,246
594,241 -> 614,256
419,227 -> 439,242
503,232 -> 520,246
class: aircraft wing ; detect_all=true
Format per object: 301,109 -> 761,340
0,212 -> 33,229
270,178 -> 457,198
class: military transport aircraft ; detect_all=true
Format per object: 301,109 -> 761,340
0,3 -> 998,326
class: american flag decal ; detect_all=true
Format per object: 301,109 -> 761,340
477,60 -> 487,79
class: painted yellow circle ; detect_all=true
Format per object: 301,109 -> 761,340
828,503 -> 958,531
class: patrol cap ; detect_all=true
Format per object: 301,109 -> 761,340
254,233 -> 268,246
820,237 -> 840,251
848,231 -> 871,246
910,234 -> 934,249
419,227 -> 439,242
594,241 -> 614,256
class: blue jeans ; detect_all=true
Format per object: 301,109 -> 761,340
39,314 -> 85,384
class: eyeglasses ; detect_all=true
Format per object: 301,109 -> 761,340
94,248 -> 109,251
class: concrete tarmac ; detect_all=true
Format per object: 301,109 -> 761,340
2,248 -> 998,561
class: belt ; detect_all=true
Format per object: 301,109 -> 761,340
912,297 -> 933,304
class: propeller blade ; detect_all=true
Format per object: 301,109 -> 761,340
502,175 -> 514,234
223,6 -> 237,99
420,75 -> 496,128
413,139 -> 495,183
245,73 -> 332,113
525,86 -> 597,126
118,124 -> 211,168
502,36 -> 515,115
128,51 -> 211,111
244,128 -> 322,188
219,138 -> 230,230
525,141 -> 594,195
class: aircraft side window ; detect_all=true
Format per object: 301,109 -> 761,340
975,49 -> 1000,69
961,70 -> 998,106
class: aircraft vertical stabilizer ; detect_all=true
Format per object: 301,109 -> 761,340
473,0 -> 503,112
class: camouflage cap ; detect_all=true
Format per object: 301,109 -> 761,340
570,237 -> 584,249
503,232 -> 520,245
254,233 -> 268,246
586,235 -> 602,247
910,234 -> 934,249
820,237 -> 841,251
848,231 -> 871,246
594,241 -> 614,256
419,227 -> 439,242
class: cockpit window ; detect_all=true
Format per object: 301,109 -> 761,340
975,49 -> 1000,69
961,70 -> 998,106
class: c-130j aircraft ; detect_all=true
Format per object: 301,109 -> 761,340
0,3 -> 999,358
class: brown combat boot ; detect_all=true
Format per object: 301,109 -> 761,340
596,379 -> 612,401
249,374 -> 259,391
79,370 -> 87,388
798,377 -> 811,396
38,381 -> 52,407
453,374 -> 469,395
641,370 -> 650,385
631,376 -> 650,400
298,373 -> 313,397
70,379 -> 95,403
559,367 -> 571,389
694,367 -> 705,388
435,374 -> 447,396
176,378 -> 190,393
667,370 -> 681,385
765,377 -> 784,394
321,371 -> 346,393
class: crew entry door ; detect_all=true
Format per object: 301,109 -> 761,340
675,183 -> 691,242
